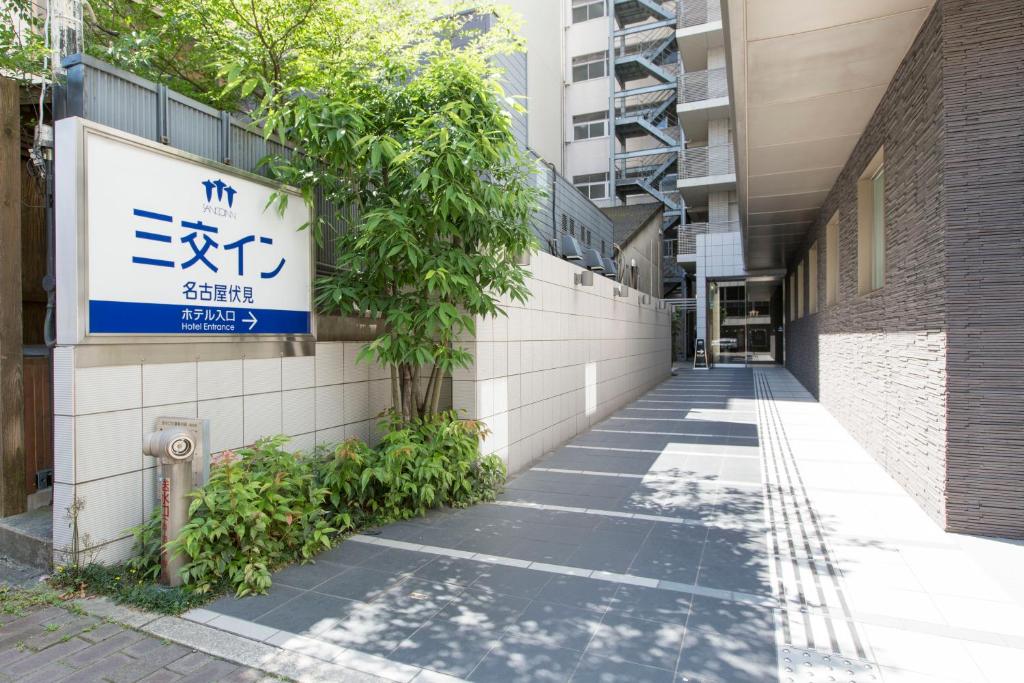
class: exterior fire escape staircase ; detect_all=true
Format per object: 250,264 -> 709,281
611,1 -> 681,222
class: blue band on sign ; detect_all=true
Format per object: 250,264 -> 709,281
89,300 -> 310,335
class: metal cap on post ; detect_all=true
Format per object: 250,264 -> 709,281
143,418 -> 207,587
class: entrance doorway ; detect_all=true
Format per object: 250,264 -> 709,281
707,278 -> 783,366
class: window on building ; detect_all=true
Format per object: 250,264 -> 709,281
569,217 -> 576,237
796,260 -> 805,318
825,212 -> 839,305
808,242 -> 818,315
561,213 -> 568,234
572,51 -> 607,82
573,172 -> 609,200
573,112 -> 607,141
857,148 -> 886,294
601,239 -> 606,256
572,0 -> 605,23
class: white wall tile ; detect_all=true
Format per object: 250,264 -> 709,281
343,343 -> 370,383
75,409 -> 143,483
343,382 -> 370,424
53,347 -> 75,416
282,388 -> 316,436
74,470 -> 144,551
75,365 -> 142,414
142,361 -> 197,406
316,426 -> 345,446
197,359 -> 243,400
244,357 -> 282,394
315,342 -> 344,386
199,397 -> 244,454
315,384 -> 344,430
53,415 -> 75,485
287,431 -> 316,454
244,392 -> 282,445
282,355 -> 315,390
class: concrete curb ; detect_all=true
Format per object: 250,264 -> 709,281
72,596 -> 392,683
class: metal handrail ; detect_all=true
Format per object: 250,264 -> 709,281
678,67 -> 729,104
677,220 -> 740,253
678,0 -> 721,29
615,152 -> 676,180
679,144 -> 735,179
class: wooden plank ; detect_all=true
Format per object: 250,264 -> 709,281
0,77 -> 26,517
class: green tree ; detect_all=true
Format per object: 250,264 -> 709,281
1,0 -> 47,82
249,47 -> 538,421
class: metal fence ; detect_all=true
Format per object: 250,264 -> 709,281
56,54 -> 347,273
678,0 -> 722,29
677,220 -> 740,254
679,67 -> 729,104
679,144 -> 735,179
56,53 -> 613,270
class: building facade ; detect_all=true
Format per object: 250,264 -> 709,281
720,0 -> 1024,538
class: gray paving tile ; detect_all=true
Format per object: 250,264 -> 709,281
436,587 -> 531,631
413,556 -> 495,587
316,539 -> 386,566
609,584 -> 694,625
204,584 -> 302,620
315,566 -> 407,602
254,590 -> 360,635
390,619 -> 502,677
572,652 -> 676,683
270,557 -> 349,590
506,602 -> 604,652
536,575 -> 621,613
685,596 -> 775,641
467,637 -> 583,683
675,625 -> 777,683
585,611 -> 685,671
356,547 -> 436,575
470,564 -> 553,599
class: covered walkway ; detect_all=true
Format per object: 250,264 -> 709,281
181,368 -> 1024,683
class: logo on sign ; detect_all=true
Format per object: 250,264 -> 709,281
201,179 -> 237,219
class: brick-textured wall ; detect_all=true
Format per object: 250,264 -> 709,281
785,7 -> 949,527
941,0 -> 1024,537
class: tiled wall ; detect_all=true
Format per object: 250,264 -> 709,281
53,254 -> 672,565
52,342 -> 393,565
452,251 -> 672,475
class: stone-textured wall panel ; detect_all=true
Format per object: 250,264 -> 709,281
784,7 -> 949,528
941,0 -> 1024,537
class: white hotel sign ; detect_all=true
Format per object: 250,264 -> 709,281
56,117 -> 312,342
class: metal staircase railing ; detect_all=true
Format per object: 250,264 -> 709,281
614,152 -> 680,210
678,67 -> 729,104
679,143 -> 735,179
677,220 -> 740,254
613,26 -> 679,85
678,0 -> 721,29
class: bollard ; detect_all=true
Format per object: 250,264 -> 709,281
143,425 -> 198,587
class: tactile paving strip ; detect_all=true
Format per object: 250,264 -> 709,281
778,645 -> 880,683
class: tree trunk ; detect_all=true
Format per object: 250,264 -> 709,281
390,364 -> 401,415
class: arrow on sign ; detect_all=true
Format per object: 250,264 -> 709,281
243,311 -> 258,331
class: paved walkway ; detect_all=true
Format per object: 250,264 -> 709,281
180,367 -> 1024,683
0,602 -> 277,682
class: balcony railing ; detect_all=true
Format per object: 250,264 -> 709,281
678,0 -> 722,29
678,67 -> 728,104
679,143 -> 735,179
677,220 -> 740,254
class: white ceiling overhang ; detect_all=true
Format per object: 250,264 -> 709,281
724,0 -> 936,271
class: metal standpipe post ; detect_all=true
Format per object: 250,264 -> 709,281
143,426 -> 198,587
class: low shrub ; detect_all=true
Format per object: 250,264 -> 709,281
172,436 -> 335,596
315,410 -> 506,525
113,410 -> 505,600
